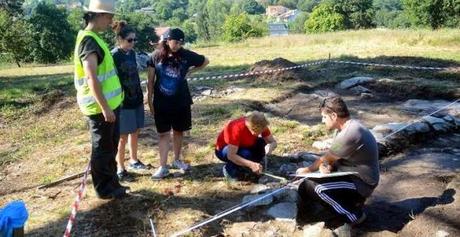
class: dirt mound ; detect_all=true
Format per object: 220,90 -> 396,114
33,89 -> 68,115
250,57 -> 305,82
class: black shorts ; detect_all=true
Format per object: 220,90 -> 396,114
154,106 -> 192,133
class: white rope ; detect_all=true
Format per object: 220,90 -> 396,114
382,98 -> 460,140
331,60 -> 448,70
171,178 -> 307,237
149,218 -> 157,237
186,60 -> 327,82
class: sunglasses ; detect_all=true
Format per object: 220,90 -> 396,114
319,98 -> 334,112
127,38 -> 138,43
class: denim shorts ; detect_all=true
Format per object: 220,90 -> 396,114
119,104 -> 145,134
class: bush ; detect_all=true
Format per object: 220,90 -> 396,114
222,13 -> 265,42
305,3 -> 346,33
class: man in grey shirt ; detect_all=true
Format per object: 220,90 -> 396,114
296,96 -> 379,225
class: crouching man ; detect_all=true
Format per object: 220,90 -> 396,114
296,96 -> 380,225
215,111 -> 277,181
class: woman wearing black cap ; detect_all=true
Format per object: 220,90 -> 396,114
147,28 -> 209,179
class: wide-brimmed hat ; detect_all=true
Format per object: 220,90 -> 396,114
84,0 -> 116,14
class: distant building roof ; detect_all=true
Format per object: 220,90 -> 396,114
135,7 -> 154,13
155,27 -> 170,39
266,5 -> 290,17
277,9 -> 299,22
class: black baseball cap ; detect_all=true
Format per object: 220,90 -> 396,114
163,28 -> 185,43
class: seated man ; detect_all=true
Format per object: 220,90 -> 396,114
215,111 -> 277,181
296,96 -> 379,225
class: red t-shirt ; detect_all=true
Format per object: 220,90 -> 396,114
215,117 -> 271,150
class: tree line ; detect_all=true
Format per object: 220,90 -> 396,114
0,0 -> 458,66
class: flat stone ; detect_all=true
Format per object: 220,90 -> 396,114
266,202 -> 297,221
360,92 -> 374,99
201,89 -> 213,96
442,115 -> 460,127
273,188 -> 299,203
195,86 -> 212,91
250,184 -> 271,194
302,222 -> 334,237
312,139 -> 333,150
402,99 -> 460,116
402,121 -> 431,135
279,163 -> 298,176
242,193 -> 274,207
423,115 -> 453,132
333,224 -> 351,237
349,85 -> 371,94
258,176 -> 282,185
372,122 -> 408,134
313,89 -> 338,98
337,77 -> 375,89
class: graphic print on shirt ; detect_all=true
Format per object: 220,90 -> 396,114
157,61 -> 184,96
119,59 -> 140,98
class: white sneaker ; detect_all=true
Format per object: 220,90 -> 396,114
151,166 -> 169,180
171,159 -> 190,171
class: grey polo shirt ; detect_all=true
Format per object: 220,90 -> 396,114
330,119 -> 380,197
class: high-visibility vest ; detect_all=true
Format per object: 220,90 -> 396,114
73,30 -> 123,115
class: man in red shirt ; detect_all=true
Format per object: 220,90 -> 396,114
215,111 -> 277,181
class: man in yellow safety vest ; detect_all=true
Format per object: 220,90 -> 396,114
74,0 -> 127,199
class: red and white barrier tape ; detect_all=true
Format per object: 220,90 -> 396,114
331,60 -> 448,70
139,59 -> 451,85
186,60 -> 328,82
63,162 -> 91,237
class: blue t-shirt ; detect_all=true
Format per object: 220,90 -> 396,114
111,47 -> 143,109
148,48 -> 205,110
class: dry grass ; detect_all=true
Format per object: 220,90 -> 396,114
193,29 -> 460,67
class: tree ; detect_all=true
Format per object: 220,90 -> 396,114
0,0 -> 24,16
182,19 -> 198,43
222,13 -> 265,42
206,0 -> 233,40
297,0 -> 321,12
116,0 -> 143,14
242,0 -> 265,14
188,0 -> 211,41
403,0 -> 460,29
0,9 -> 30,67
67,8 -> 84,35
288,11 -> 309,33
330,0 -> 375,29
116,12 -> 159,52
276,0 -> 298,9
373,0 -> 404,27
28,3 -> 74,63
305,2 -> 345,33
